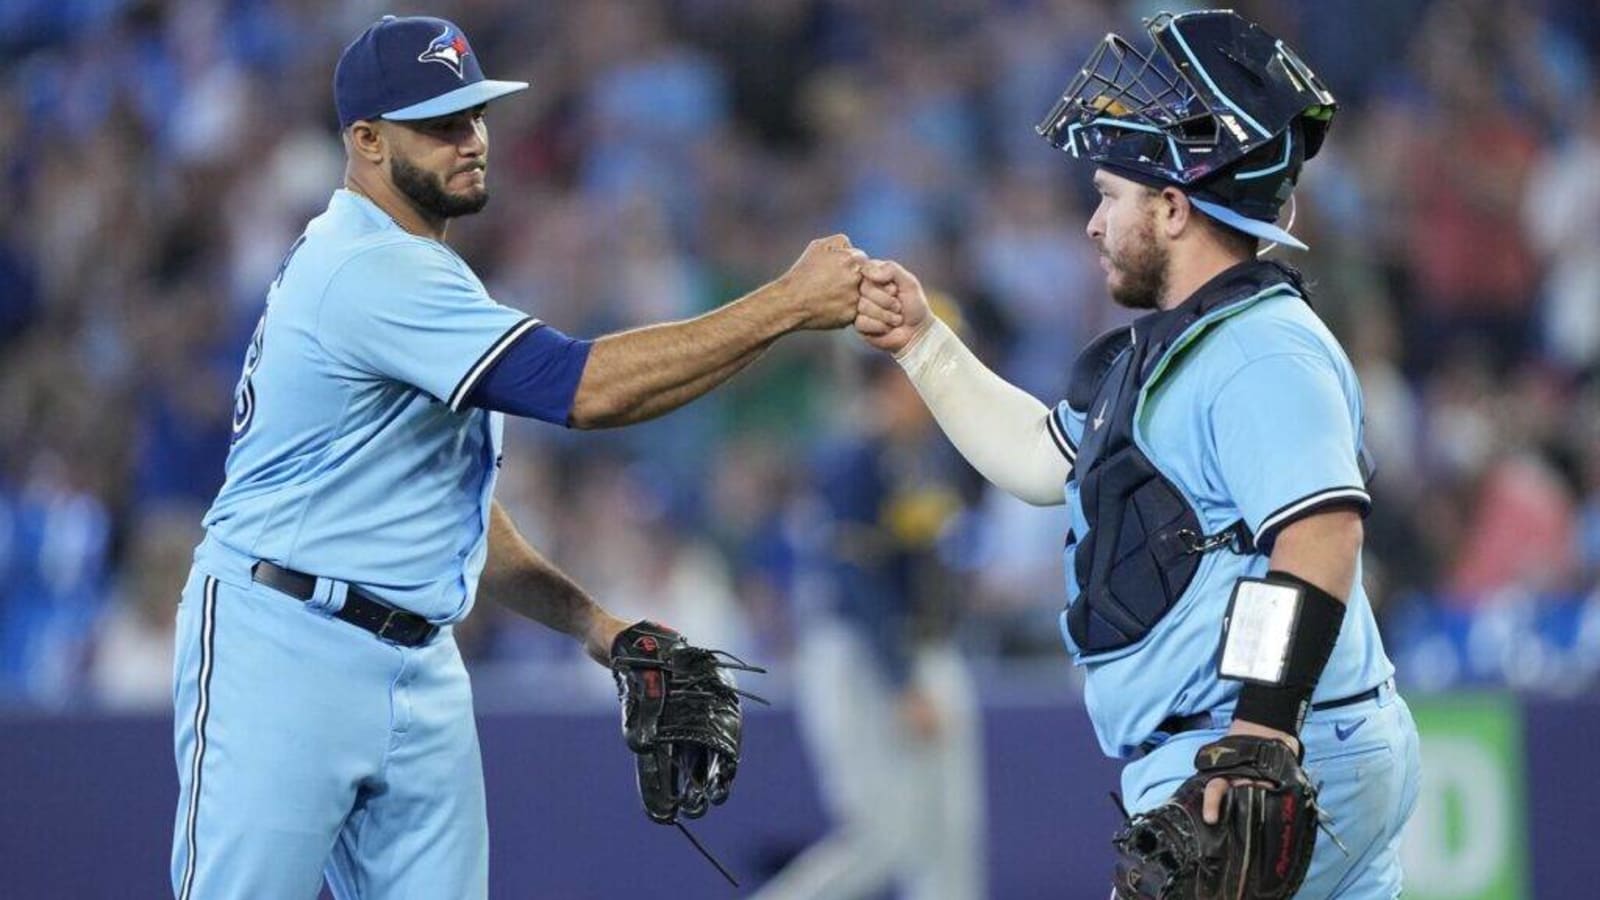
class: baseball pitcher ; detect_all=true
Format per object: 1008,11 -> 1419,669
172,15 -> 863,899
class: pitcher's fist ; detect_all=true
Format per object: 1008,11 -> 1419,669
780,235 -> 866,330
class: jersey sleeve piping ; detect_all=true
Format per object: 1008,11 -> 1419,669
1254,486 -> 1372,546
1047,405 -> 1077,463
447,317 -> 545,412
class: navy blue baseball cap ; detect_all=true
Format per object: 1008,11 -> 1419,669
335,16 -> 528,129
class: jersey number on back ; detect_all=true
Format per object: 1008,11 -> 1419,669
232,235 -> 306,443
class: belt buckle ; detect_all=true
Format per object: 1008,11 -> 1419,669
375,608 -> 411,644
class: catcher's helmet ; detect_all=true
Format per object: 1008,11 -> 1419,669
1036,9 -> 1336,250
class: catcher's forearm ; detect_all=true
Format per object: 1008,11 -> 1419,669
894,316 -> 1070,506
481,501 -> 626,665
1225,508 -> 1362,740
568,282 -> 800,428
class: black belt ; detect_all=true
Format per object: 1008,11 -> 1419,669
251,561 -> 438,647
1140,684 -> 1383,756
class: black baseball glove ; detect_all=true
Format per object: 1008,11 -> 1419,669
611,620 -> 765,824
1112,735 -> 1323,899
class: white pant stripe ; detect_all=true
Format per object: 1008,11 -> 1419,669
179,576 -> 218,900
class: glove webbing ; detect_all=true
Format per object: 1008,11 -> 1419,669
616,647 -> 768,888
610,648 -> 769,705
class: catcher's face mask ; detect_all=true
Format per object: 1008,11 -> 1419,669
1037,10 -> 1337,249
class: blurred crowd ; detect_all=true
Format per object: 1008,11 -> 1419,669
2,0 -> 1598,711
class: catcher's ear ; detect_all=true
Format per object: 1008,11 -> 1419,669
1156,186 -> 1193,240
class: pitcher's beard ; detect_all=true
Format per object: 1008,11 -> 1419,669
392,155 -> 488,219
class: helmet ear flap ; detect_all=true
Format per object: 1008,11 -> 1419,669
1181,122 -> 1306,246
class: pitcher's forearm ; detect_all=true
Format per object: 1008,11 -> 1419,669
578,340 -> 774,428
482,502 -> 626,664
569,282 -> 798,427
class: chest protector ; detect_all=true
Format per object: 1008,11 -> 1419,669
1065,261 -> 1370,656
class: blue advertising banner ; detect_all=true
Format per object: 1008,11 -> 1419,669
0,698 -> 1593,898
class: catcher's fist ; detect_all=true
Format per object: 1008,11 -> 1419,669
856,259 -> 931,355
611,621 -> 765,824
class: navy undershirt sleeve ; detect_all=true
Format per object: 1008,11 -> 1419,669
464,323 -> 592,425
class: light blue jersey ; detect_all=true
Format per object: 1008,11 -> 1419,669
173,17 -> 561,899
174,189 -> 548,900
200,189 -> 538,623
1053,290 -> 1394,759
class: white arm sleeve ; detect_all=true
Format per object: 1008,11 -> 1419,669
894,317 -> 1069,506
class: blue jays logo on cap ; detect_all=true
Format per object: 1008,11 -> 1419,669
418,26 -> 472,79
334,15 -> 528,129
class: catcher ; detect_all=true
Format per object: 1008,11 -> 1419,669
852,10 -> 1421,898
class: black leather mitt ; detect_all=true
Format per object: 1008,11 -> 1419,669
1112,735 -> 1322,899
610,621 -> 764,824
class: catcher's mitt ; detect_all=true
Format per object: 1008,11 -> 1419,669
611,620 -> 765,825
1112,735 -> 1323,899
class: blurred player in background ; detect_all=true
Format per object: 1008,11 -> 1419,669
855,11 -> 1420,897
754,327 -> 985,900
172,15 -> 864,899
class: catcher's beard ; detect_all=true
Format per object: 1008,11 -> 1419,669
1105,212 -> 1169,311
390,151 -> 489,219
